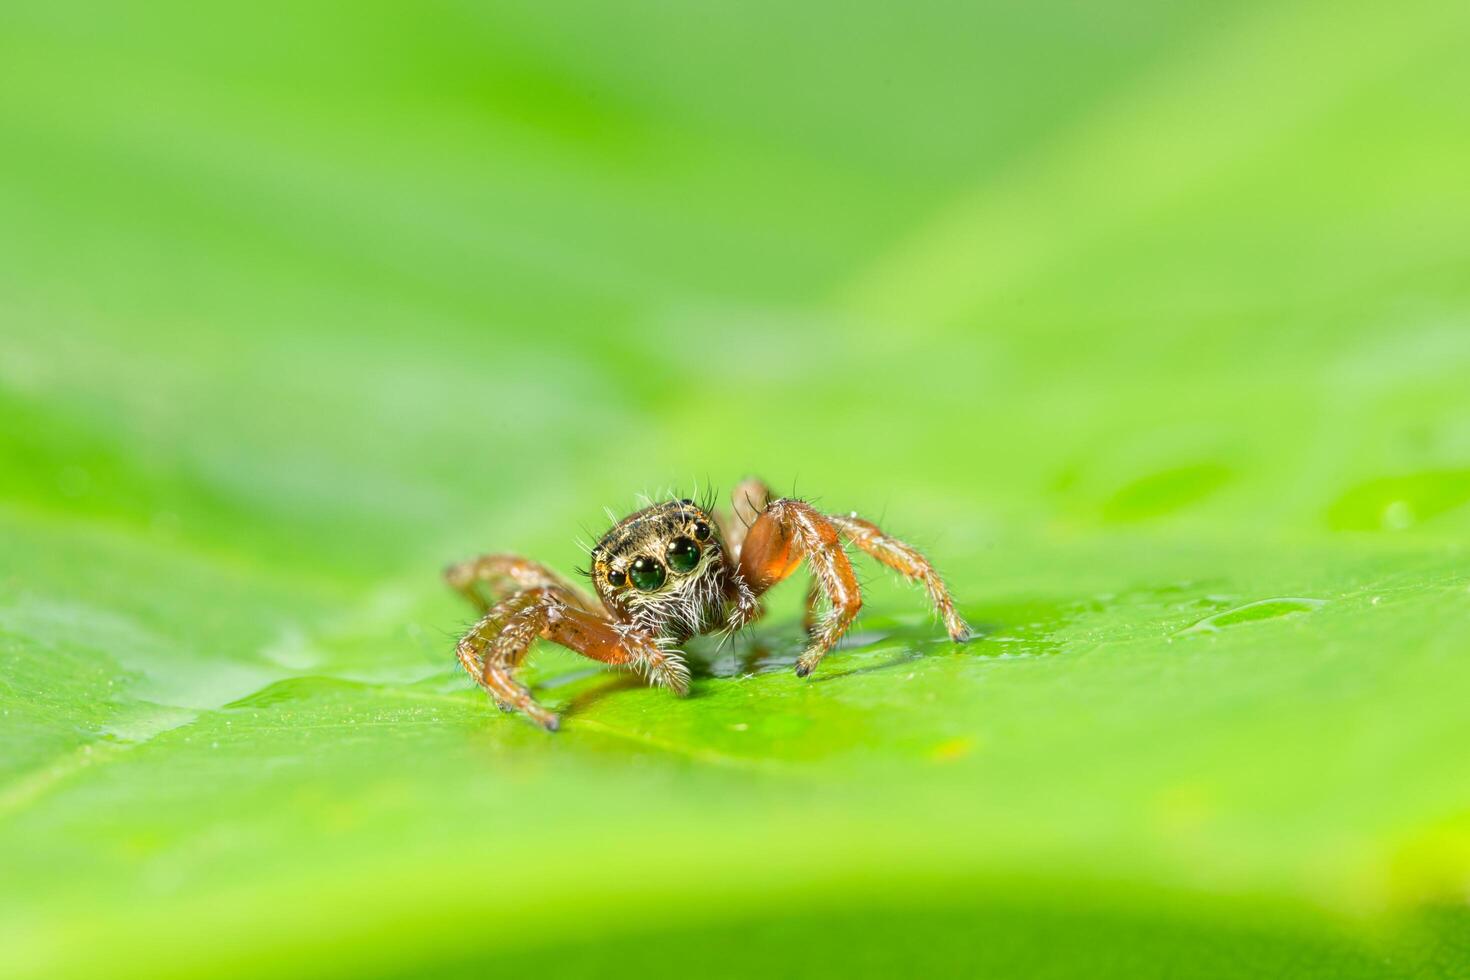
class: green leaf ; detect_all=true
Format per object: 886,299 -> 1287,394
3,1 -> 1469,977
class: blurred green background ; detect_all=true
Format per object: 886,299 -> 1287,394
3,0 -> 1470,976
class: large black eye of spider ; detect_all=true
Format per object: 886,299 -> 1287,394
606,568 -> 626,588
629,556 -> 666,591
693,520 -> 711,542
666,536 -> 700,573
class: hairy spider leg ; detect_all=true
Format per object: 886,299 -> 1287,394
802,576 -> 823,637
727,479 -> 847,641
827,514 -> 971,643
454,586 -> 687,731
737,498 -> 863,677
444,554 -> 596,613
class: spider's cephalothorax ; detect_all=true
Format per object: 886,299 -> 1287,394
445,478 -> 969,731
589,499 -> 730,641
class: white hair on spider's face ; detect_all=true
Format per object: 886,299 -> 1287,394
621,523 -> 728,638
588,496 -> 731,641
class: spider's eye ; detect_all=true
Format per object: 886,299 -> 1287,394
666,536 -> 700,573
606,568 -> 626,588
693,520 -> 711,542
629,556 -> 665,592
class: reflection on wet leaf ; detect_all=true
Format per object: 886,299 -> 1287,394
1328,470 -> 1470,531
1176,598 -> 1327,636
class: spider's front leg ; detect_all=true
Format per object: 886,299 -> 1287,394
454,586 -> 688,731
738,496 -> 971,677
737,499 -> 863,677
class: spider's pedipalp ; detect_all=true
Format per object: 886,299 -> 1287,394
625,628 -> 691,695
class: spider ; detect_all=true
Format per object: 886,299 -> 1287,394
445,478 -> 971,730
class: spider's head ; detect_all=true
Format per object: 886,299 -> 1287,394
588,498 -> 727,637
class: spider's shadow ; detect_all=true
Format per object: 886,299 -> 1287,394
806,619 -> 998,682
694,618 -> 995,682
552,618 -> 1002,718
560,673 -> 648,716
809,648 -> 923,683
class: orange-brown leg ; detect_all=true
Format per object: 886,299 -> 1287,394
719,477 -> 772,564
444,554 -> 595,613
738,498 -> 862,677
828,514 -> 971,642
455,587 -> 687,731
802,576 -> 822,637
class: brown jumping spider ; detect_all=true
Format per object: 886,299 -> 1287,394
446,478 -> 970,730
